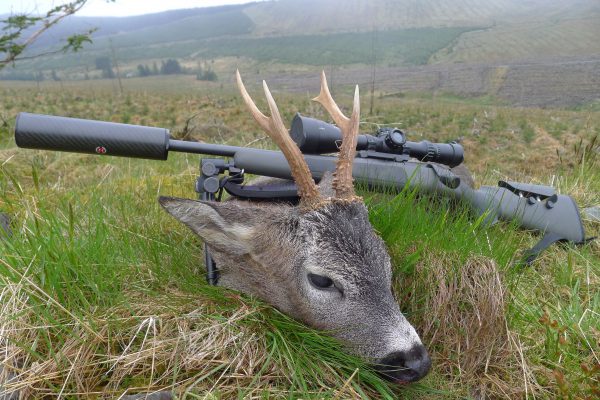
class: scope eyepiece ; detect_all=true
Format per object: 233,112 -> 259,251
290,114 -> 464,167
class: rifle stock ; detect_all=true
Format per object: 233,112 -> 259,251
233,148 -> 586,245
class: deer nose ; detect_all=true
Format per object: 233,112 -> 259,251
376,344 -> 431,383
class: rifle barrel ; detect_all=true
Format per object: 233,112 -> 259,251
167,140 -> 242,157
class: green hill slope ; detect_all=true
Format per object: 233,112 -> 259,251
195,27 -> 476,65
243,0 -> 597,34
432,13 -> 600,63
91,9 -> 254,49
244,0 -> 599,62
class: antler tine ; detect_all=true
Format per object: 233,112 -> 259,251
236,70 -> 322,208
312,70 -> 360,200
312,70 -> 349,128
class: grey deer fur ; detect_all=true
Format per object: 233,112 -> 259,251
159,72 -> 432,384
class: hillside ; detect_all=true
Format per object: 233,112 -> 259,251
1,0 -> 598,107
433,13 -> 600,63
16,4 -> 255,50
244,0 -> 595,34
5,0 -> 597,63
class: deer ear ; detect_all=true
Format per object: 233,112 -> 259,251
158,196 -> 264,255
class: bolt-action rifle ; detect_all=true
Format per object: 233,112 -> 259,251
14,112 -> 588,282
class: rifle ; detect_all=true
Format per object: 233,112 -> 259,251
14,112 -> 588,282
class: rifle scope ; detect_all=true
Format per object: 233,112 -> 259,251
290,114 -> 464,167
15,112 -> 244,160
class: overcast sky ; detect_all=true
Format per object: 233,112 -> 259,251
1,0 -> 256,17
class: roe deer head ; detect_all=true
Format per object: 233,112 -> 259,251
159,71 -> 431,383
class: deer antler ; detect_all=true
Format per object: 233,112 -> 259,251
313,70 -> 360,201
236,70 -> 323,209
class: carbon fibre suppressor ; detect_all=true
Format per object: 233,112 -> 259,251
15,112 -> 170,160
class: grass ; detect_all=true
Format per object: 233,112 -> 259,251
0,80 -> 599,398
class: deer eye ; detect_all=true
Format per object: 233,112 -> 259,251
308,273 -> 334,289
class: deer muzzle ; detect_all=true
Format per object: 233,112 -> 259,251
375,344 -> 432,383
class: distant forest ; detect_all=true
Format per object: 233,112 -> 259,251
2,57 -> 218,82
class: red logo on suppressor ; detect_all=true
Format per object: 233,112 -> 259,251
95,146 -> 107,154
